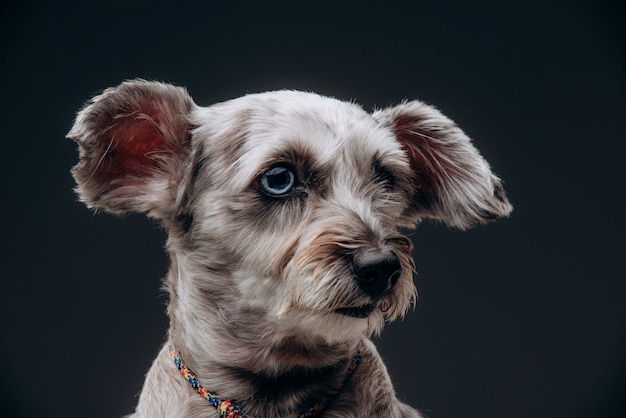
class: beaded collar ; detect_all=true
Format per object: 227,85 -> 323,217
169,342 -> 363,418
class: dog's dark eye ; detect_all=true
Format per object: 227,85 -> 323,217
260,165 -> 296,197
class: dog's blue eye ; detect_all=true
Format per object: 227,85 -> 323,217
260,165 -> 296,196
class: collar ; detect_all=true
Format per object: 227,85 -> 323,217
169,342 -> 363,418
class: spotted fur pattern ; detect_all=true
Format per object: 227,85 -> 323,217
69,80 -> 512,418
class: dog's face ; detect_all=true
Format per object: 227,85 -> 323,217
69,81 -> 511,348
182,92 -> 420,342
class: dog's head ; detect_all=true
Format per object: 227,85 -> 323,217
69,80 -> 511,346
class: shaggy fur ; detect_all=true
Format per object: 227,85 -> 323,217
69,80 -> 512,418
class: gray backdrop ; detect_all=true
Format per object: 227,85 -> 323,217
1,1 -> 624,417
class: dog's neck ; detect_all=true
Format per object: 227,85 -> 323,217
168,340 -> 363,417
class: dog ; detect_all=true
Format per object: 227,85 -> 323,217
69,80 -> 511,417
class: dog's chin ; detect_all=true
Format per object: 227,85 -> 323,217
279,304 -> 385,343
334,304 -> 376,318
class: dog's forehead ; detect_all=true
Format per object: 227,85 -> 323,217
197,90 -> 404,184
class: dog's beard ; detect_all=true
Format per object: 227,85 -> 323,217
232,264 -> 414,347
266,228 -> 417,342
274,274 -> 414,343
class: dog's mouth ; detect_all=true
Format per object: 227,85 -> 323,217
335,304 -> 375,318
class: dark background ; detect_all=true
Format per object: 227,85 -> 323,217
1,1 -> 624,417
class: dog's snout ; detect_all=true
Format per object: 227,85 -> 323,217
352,250 -> 401,298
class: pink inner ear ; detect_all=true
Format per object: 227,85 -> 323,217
393,116 -> 435,180
96,109 -> 169,183
392,116 -> 452,210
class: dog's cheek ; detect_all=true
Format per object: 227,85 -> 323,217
228,197 -> 310,271
189,193 -> 305,279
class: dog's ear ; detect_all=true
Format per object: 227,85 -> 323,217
68,80 -> 195,217
373,101 -> 512,230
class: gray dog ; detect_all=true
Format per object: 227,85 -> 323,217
69,80 -> 511,418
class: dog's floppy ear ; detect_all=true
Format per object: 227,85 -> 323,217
373,101 -> 512,229
68,80 -> 195,217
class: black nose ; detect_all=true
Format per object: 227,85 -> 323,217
352,250 -> 401,298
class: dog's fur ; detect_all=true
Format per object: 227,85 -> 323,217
69,80 -> 511,417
